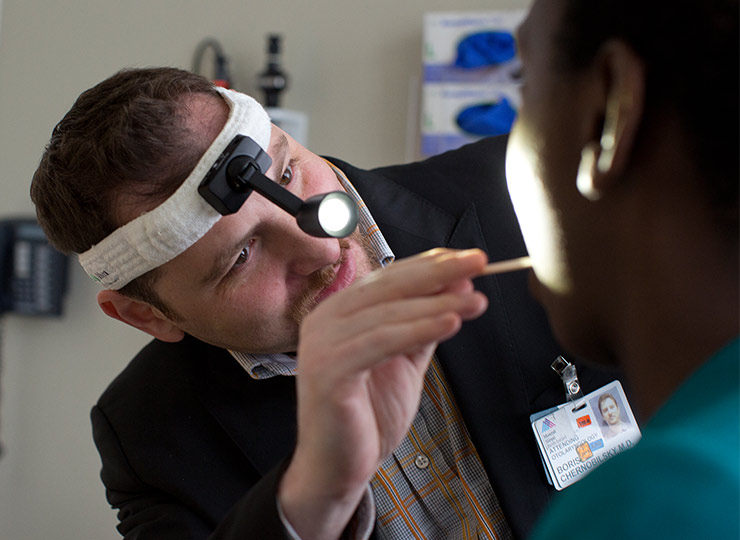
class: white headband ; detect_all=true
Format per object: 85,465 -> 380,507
78,87 -> 272,290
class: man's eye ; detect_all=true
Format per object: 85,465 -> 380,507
279,165 -> 293,186
233,245 -> 251,269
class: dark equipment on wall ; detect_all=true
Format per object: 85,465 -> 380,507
0,218 -> 68,317
192,37 -> 233,88
257,34 -> 289,107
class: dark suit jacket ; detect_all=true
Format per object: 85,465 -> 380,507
91,135 -> 619,539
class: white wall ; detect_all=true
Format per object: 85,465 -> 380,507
0,1 -> 530,538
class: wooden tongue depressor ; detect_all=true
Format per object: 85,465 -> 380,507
478,256 -> 532,276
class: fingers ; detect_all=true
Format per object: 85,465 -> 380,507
300,283 -> 488,374
329,290 -> 489,341
332,313 -> 460,369
299,310 -> 459,378
322,248 -> 488,318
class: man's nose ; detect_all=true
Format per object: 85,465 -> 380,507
268,208 -> 342,277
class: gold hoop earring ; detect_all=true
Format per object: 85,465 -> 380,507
576,142 -> 603,201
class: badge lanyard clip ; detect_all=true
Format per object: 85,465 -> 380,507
551,356 -> 586,411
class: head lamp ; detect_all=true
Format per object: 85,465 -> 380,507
198,135 -> 358,238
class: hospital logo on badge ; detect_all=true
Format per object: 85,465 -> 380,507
576,415 -> 592,428
541,418 -> 556,432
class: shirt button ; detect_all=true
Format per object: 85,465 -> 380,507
414,454 -> 430,469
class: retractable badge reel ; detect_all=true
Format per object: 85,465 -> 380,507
551,355 -> 586,411
530,356 -> 642,490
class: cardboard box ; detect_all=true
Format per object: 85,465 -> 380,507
421,10 -> 526,157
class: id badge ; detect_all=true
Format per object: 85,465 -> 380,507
531,380 -> 641,490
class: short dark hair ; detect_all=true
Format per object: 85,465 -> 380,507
555,0 -> 738,236
30,67 -> 220,313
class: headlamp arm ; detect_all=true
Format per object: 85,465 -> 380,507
226,155 -> 303,216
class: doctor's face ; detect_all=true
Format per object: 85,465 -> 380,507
148,94 -> 377,354
600,397 -> 621,425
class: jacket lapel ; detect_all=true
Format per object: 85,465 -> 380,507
198,350 -> 298,476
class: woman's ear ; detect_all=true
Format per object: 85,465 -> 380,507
97,289 -> 185,343
577,39 -> 645,200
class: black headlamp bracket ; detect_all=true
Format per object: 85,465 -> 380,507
198,135 -> 275,215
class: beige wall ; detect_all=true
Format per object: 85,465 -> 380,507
0,0 -> 530,538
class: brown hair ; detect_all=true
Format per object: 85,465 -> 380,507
597,393 -> 618,412
30,67 -> 220,314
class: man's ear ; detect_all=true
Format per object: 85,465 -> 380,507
97,289 -> 185,343
577,39 -> 645,200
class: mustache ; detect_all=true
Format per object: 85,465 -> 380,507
289,238 -> 349,324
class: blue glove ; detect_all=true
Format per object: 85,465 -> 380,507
456,98 -> 517,136
454,31 -> 516,69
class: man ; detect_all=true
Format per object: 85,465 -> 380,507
31,67 -> 616,539
597,394 -> 629,439
505,0 -> 738,537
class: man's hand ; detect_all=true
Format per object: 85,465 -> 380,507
279,248 -> 489,539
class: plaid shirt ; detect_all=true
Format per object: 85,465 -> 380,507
229,162 -> 511,539
371,355 -> 511,540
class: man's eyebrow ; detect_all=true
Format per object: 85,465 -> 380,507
200,233 -> 252,285
268,132 -> 289,179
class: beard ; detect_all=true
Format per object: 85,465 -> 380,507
288,229 -> 381,325
288,246 -> 344,325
